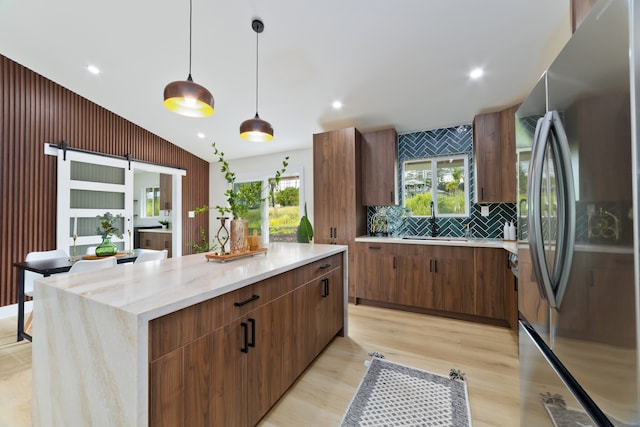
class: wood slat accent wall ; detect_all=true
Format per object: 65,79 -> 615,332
0,54 -> 209,308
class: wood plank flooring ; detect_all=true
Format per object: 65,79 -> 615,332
0,303 -> 519,426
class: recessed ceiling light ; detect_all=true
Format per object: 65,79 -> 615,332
87,65 -> 100,75
332,100 -> 342,110
197,132 -> 205,138
469,67 -> 484,79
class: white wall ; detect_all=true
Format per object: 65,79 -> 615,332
208,148 -> 314,235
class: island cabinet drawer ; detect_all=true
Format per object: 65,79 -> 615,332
149,295 -> 229,361
295,253 -> 343,284
224,270 -> 295,318
149,270 -> 296,361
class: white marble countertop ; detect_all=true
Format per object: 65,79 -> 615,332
37,242 -> 347,322
356,235 -> 517,254
137,229 -> 172,234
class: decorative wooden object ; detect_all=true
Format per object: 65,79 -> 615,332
205,248 -> 268,263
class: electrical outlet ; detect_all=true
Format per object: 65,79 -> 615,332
188,211 -> 195,218
481,206 -> 490,217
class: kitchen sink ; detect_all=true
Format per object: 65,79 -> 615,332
401,235 -> 468,242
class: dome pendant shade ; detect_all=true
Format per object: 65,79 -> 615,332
163,75 -> 214,118
240,18 -> 274,141
240,113 -> 274,142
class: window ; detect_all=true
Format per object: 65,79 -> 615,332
402,154 -> 469,217
236,175 -> 301,243
144,187 -> 160,217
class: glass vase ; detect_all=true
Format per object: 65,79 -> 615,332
95,236 -> 118,257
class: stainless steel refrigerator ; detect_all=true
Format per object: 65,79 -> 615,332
516,0 -> 639,425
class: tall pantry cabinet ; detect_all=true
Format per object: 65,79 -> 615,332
313,127 -> 366,300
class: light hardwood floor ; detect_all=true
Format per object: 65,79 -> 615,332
0,304 -> 519,426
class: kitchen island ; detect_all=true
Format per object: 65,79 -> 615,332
31,243 -> 347,427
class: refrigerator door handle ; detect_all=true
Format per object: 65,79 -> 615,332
528,111 -> 577,310
549,111 -> 576,308
528,115 -> 557,307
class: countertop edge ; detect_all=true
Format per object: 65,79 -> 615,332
355,235 -> 517,254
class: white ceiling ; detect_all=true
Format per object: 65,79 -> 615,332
0,0 -> 570,161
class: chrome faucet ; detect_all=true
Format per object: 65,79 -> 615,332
429,201 -> 438,237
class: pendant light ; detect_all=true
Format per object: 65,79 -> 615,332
163,0 -> 214,118
240,19 -> 274,141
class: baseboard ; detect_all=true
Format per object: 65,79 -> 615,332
355,298 -> 510,329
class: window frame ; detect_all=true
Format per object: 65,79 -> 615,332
402,154 -> 470,218
143,186 -> 161,218
234,165 -> 305,244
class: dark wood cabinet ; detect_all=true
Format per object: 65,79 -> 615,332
356,242 -> 515,326
394,244 -> 434,309
149,254 -> 344,427
356,243 -> 396,302
432,246 -> 475,315
473,105 -> 517,203
160,173 -> 172,210
361,128 -> 398,206
474,247 -> 516,327
293,253 -> 343,378
357,243 -> 475,315
305,266 -> 344,361
313,127 -> 366,299
139,231 -> 172,258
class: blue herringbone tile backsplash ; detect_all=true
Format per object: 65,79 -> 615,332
367,124 -> 517,239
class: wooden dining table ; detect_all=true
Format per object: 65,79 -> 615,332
12,251 -> 139,342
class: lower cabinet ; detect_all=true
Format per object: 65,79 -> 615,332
394,244 -> 434,308
148,253 -> 344,427
356,242 -> 514,326
356,243 -> 396,302
139,231 -> 172,258
298,265 -> 344,369
431,246 -> 474,315
474,247 -> 508,319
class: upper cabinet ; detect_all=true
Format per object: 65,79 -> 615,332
572,0 -> 598,33
361,128 -> 398,206
473,104 -> 518,203
159,174 -> 172,210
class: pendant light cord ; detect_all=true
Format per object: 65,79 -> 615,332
254,28 -> 259,115
188,0 -> 193,81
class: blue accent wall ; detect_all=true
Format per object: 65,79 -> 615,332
367,124 -> 516,239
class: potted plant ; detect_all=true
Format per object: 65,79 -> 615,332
159,220 -> 169,230
194,142 -> 288,254
95,212 -> 124,257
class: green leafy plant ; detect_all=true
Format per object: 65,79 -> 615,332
296,203 -> 313,243
191,226 -> 218,254
96,212 -> 124,239
158,220 -> 169,227
196,142 -> 289,219
190,142 -> 289,252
